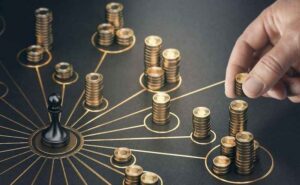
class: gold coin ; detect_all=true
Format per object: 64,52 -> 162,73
114,147 -> 132,160
145,35 -> 162,47
213,155 -> 231,168
153,92 -> 170,104
221,136 -> 236,147
193,107 -> 210,118
162,48 -> 180,60
235,73 -> 249,83
125,165 -> 143,177
236,131 -> 254,143
146,67 -> 164,77
230,100 -> 248,111
85,73 -> 103,83
141,172 -> 159,184
106,2 -> 124,13
116,28 -> 134,39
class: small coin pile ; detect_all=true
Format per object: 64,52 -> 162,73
144,35 -> 163,72
124,165 -> 144,185
35,7 -> 53,50
192,107 -> 211,139
235,73 -> 248,96
85,73 -> 104,108
152,92 -> 170,125
146,67 -> 165,90
212,155 -> 231,175
97,23 -> 115,46
229,100 -> 248,136
235,131 -> 254,175
54,62 -> 74,80
113,147 -> 132,164
26,45 -> 44,63
116,28 -> 134,46
220,136 -> 236,160
141,172 -> 159,185
106,2 -> 124,30
162,48 -> 181,83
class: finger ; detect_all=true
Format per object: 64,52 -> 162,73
243,34 -> 299,98
283,77 -> 300,95
288,95 -> 300,103
264,81 -> 287,100
225,11 -> 269,98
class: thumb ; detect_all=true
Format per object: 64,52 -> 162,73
243,34 -> 299,98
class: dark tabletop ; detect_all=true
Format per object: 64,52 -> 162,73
0,0 -> 299,185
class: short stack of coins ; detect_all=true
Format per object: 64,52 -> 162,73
192,107 -> 211,139
124,165 -> 143,185
113,147 -> 132,164
253,140 -> 260,163
220,136 -> 236,160
162,48 -> 181,83
146,67 -> 165,90
235,73 -> 249,96
35,7 -> 53,50
229,100 -> 248,136
144,35 -> 163,72
106,2 -> 124,30
26,45 -> 44,63
140,172 -> 159,185
152,92 -> 170,125
116,28 -> 134,46
235,131 -> 254,175
212,155 -> 231,175
97,23 -> 115,46
54,62 -> 74,80
85,73 -> 104,108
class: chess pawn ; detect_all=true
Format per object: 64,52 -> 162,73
42,93 -> 69,148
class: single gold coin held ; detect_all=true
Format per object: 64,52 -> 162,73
235,73 -> 249,83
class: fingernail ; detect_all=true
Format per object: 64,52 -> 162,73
243,77 -> 264,97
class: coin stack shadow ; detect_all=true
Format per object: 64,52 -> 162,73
235,131 -> 254,175
220,136 -> 236,160
35,7 -> 53,50
212,155 -> 231,175
97,23 -> 115,46
27,45 -> 44,63
141,172 -> 159,185
162,48 -> 181,83
54,62 -> 74,80
85,73 -> 104,108
106,2 -> 124,30
229,100 -> 248,136
124,165 -> 143,185
116,28 -> 134,46
146,67 -> 165,90
113,147 -> 132,164
144,35 -> 163,73
152,92 -> 170,125
235,73 -> 249,97
192,107 -> 211,139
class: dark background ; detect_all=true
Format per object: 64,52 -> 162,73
0,0 -> 299,185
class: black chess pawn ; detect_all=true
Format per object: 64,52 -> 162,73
42,93 -> 69,148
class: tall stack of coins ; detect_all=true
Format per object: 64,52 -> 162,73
116,28 -> 134,46
144,35 -> 163,73
146,67 -> 165,90
54,62 -> 74,80
124,165 -> 143,185
106,2 -> 124,30
85,73 -> 104,108
220,136 -> 236,160
113,147 -> 132,164
35,7 -> 53,50
235,131 -> 254,175
212,155 -> 231,175
253,140 -> 260,163
26,45 -> 44,63
235,73 -> 249,96
152,92 -> 170,125
140,172 -> 159,185
229,100 -> 248,136
162,48 -> 181,83
97,23 -> 115,46
192,107 -> 211,139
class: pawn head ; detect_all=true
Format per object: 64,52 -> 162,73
48,93 -> 61,112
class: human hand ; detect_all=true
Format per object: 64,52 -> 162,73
225,0 -> 300,102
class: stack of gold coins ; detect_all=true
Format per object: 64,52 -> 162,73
113,147 -> 132,164
35,7 -> 53,50
162,48 -> 181,83
55,62 -> 74,80
97,23 -> 115,46
146,67 -> 165,90
26,45 -> 44,63
229,100 -> 248,136
124,165 -> 143,185
253,140 -> 260,163
192,107 -> 211,139
212,155 -> 231,175
116,28 -> 134,46
144,35 -> 163,73
140,172 -> 159,185
152,92 -> 170,125
235,131 -> 254,175
235,73 -> 249,96
85,73 -> 104,108
106,2 -> 124,30
220,136 -> 236,160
